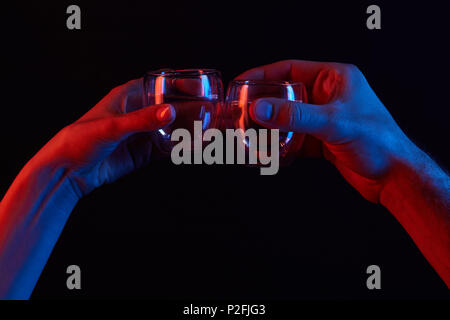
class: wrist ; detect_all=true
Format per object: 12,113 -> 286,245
0,155 -> 80,299
380,138 -> 449,211
2,155 -> 80,213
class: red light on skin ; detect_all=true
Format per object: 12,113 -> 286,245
313,68 -> 341,105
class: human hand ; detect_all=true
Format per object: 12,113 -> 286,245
236,60 -> 417,202
32,78 -> 175,198
0,78 -> 178,298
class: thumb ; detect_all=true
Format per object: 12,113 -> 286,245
249,98 -> 332,137
101,104 -> 176,141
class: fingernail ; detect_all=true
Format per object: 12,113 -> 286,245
156,104 -> 174,122
254,100 -> 273,121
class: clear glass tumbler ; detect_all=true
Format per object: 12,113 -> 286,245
224,80 -> 307,163
143,69 -> 224,153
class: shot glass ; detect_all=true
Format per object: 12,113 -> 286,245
224,80 -> 307,164
143,69 -> 224,153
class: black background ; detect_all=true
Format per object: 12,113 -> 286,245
2,1 -> 449,299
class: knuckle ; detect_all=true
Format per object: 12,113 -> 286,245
123,78 -> 143,94
107,79 -> 143,112
345,63 -> 362,76
54,124 -> 79,157
109,85 -> 124,96
103,117 -> 121,134
106,86 -> 125,103
346,63 -> 359,71
58,123 -> 76,142
108,79 -> 140,98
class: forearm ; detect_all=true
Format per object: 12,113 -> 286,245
0,158 -> 79,299
381,144 -> 450,287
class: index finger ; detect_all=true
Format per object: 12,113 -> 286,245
234,59 -> 342,89
77,78 -> 145,123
